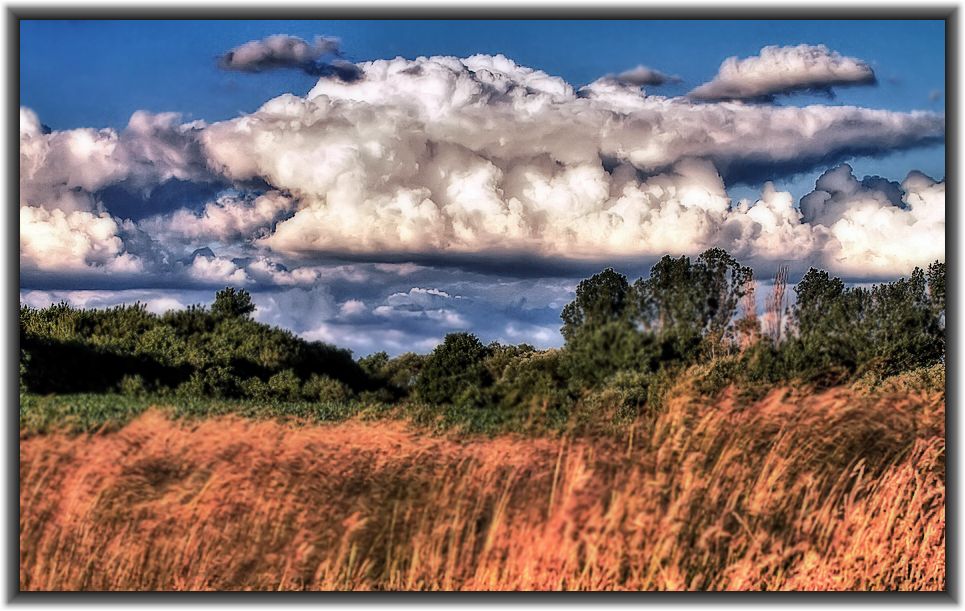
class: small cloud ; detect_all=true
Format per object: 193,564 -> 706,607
689,44 -> 877,102
218,34 -> 361,81
606,64 -> 680,87
385,287 -> 452,308
183,250 -> 249,285
339,299 -> 367,317
374,262 -> 426,276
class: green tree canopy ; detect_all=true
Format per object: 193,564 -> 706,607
416,333 -> 491,405
560,268 -> 631,342
211,287 -> 256,320
634,248 -> 753,359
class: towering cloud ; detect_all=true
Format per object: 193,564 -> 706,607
799,165 -> 944,276
689,44 -> 877,102
217,34 -> 361,80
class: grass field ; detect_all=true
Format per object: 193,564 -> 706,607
20,385 -> 944,591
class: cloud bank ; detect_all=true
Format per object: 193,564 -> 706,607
196,53 -> 941,274
21,52 -> 944,281
689,44 -> 877,102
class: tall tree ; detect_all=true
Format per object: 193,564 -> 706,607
560,268 -> 631,342
211,287 -> 256,320
634,248 -> 752,359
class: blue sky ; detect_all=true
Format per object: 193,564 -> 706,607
21,20 -> 945,118
19,20 -> 947,355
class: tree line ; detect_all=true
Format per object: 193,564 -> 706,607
20,249 -> 945,431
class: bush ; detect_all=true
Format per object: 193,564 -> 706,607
491,349 -> 570,415
381,352 -> 427,396
358,351 -> 390,379
19,289 -> 370,400
176,366 -> 240,399
416,333 -> 491,405
561,321 -> 660,389
240,377 -> 272,401
176,372 -> 206,399
303,374 -> 352,403
571,370 -> 651,432
119,374 -> 148,397
268,370 -> 302,401
19,350 -> 30,395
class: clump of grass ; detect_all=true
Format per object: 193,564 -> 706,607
20,386 -> 944,591
852,363 -> 945,395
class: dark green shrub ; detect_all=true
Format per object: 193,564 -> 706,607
358,351 -> 390,378
176,365 -> 240,399
381,352 -> 426,397
561,321 -> 660,389
240,377 -> 272,401
19,350 -> 30,395
416,333 -> 491,405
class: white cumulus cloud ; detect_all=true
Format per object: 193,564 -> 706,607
140,191 -> 294,244
20,205 -> 143,273
194,53 -> 942,276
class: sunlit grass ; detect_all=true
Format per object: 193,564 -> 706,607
20,385 -> 944,591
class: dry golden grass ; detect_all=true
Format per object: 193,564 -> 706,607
20,386 -> 944,591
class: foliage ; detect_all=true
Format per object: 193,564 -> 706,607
415,333 -> 491,405
786,266 -> 945,382
211,287 -> 256,320
303,374 -> 353,403
20,289 -> 368,400
560,268 -> 631,342
19,252 -> 946,436
927,260 -> 945,314
633,248 -> 753,360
